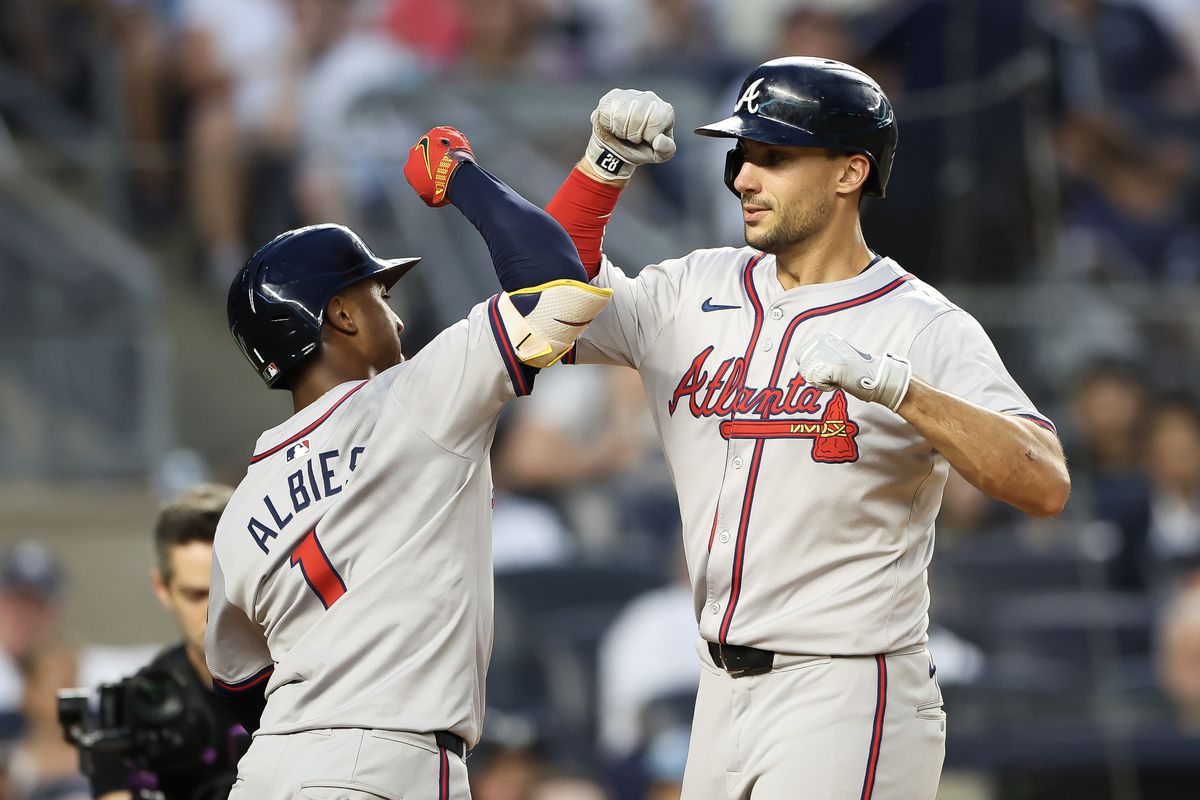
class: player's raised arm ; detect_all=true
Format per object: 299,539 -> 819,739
404,126 -> 611,369
545,89 -> 676,278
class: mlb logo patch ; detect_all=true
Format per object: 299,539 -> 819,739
264,362 -> 280,380
286,439 -> 311,462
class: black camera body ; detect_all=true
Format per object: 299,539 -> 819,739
57,645 -> 243,800
59,666 -> 216,765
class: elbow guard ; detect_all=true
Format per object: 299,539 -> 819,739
496,279 -> 613,368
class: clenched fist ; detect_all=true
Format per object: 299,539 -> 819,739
585,88 -> 676,182
404,125 -> 476,207
795,332 -> 912,412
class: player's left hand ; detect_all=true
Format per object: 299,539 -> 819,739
795,332 -> 912,412
404,126 -> 476,207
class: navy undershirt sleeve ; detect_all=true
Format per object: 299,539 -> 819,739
447,163 -> 587,294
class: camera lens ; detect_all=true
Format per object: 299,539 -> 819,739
128,670 -> 186,726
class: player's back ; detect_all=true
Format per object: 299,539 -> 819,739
211,360 -> 497,744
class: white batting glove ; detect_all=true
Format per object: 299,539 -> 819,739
585,88 -> 676,182
795,332 -> 913,412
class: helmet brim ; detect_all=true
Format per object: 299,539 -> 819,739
694,115 -> 813,143
374,256 -> 421,289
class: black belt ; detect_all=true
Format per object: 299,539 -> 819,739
435,730 -> 467,758
707,641 -> 775,677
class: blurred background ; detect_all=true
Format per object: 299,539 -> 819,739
1,0 -> 1200,797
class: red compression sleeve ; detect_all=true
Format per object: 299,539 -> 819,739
545,167 -> 624,280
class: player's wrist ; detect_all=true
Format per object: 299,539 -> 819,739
865,354 -> 912,411
584,134 -> 637,183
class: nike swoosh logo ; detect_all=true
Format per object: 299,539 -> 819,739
701,298 -> 741,312
554,318 -> 591,328
929,662 -> 937,679
849,344 -> 873,361
416,136 -> 432,178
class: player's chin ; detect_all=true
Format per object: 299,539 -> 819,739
743,225 -> 773,251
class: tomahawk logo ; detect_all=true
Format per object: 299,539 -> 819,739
734,78 -> 766,115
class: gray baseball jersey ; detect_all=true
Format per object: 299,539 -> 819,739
567,247 -> 1054,655
206,296 -> 532,747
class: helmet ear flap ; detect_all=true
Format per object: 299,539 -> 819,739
723,147 -> 744,198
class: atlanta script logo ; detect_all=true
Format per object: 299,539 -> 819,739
668,346 -> 859,463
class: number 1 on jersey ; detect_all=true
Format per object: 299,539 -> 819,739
290,529 -> 347,609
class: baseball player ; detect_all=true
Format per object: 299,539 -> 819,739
544,58 -> 1071,798
205,126 -> 611,800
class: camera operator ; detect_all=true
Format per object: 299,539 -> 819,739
89,483 -> 246,800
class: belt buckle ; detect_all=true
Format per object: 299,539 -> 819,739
711,642 -> 772,677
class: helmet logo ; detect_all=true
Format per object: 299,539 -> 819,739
734,78 -> 766,115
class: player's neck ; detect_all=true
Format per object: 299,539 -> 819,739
773,217 -> 872,291
289,359 -> 373,414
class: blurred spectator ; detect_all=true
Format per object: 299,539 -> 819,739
293,0 -> 422,223
0,543 -> 65,734
1035,0 -> 1199,114
177,0 -> 298,284
640,725 -> 688,800
1156,585 -> 1200,732
865,0 -> 1045,284
469,710 -> 546,800
526,771 -> 611,800
1141,0 -> 1200,77
1039,0 -> 1200,284
1055,113 -> 1200,282
937,469 -> 1011,537
384,0 -> 471,69
1070,359 -> 1148,477
596,547 -> 696,758
494,365 -> 657,555
491,491 -> 576,572
459,0 -> 552,78
0,0 -> 97,113
6,641 -> 89,800
1144,397 -> 1200,589
711,0 -> 891,63
490,411 -> 577,572
562,0 -> 725,78
1068,360 -> 1154,589
103,0 -> 183,225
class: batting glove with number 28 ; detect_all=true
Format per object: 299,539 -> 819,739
587,89 -> 676,182
795,332 -> 913,412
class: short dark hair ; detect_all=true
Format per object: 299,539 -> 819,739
154,483 -> 233,584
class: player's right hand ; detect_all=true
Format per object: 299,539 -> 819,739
404,125 -> 476,207
585,89 -> 676,182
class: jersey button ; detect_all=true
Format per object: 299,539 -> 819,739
710,602 -> 721,614
719,530 -> 730,543
761,339 -> 773,352
732,457 -> 743,469
770,308 -> 783,320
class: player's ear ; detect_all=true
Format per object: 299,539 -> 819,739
151,567 -> 172,611
836,153 -> 870,197
324,293 -> 359,336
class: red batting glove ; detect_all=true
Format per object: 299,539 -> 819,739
404,126 -> 476,207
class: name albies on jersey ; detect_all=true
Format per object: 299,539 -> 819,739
205,296 -> 532,747
565,247 -> 1054,655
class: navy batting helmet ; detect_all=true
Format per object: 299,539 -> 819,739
695,57 -> 898,198
227,224 -> 420,389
